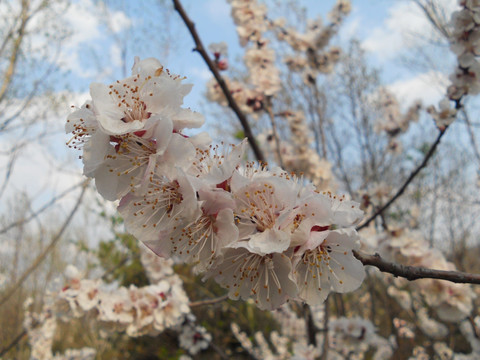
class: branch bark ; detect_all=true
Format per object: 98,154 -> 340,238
189,294 -> 229,307
0,0 -> 31,106
354,250 -> 480,284
172,0 -> 265,163
357,128 -> 447,230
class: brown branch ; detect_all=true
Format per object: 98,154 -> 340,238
0,179 -> 85,235
357,128 -> 447,230
0,0 -> 30,105
189,294 -> 229,307
172,0 -> 265,163
353,250 -> 480,284
0,328 -> 28,357
303,303 -> 317,347
265,97 -> 284,168
0,181 -> 89,307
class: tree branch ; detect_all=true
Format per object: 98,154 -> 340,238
0,179 -> 85,235
189,294 -> 229,307
354,250 -> 480,284
172,0 -> 265,163
357,128 -> 447,230
0,181 -> 89,307
0,328 -> 28,358
0,0 -> 31,105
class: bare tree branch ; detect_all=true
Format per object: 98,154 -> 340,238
0,0 -> 31,106
354,250 -> 480,284
172,0 -> 265,163
189,294 -> 229,307
0,179 -> 85,235
357,127 -> 447,230
0,328 -> 29,358
0,180 -> 89,307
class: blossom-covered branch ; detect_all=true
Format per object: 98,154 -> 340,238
172,0 -> 265,163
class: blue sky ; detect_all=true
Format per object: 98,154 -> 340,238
62,0 -> 454,110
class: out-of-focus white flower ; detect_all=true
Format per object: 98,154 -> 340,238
178,324 -> 212,355
209,41 -> 228,58
427,98 -> 457,130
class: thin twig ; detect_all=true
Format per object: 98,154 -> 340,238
189,294 -> 229,307
357,128 -> 447,230
0,181 -> 89,307
0,179 -> 85,235
303,303 -> 317,346
265,98 -> 284,168
209,340 -> 230,360
461,107 -> 480,166
353,250 -> 480,284
172,0 -> 265,163
0,328 -> 28,357
320,298 -> 329,360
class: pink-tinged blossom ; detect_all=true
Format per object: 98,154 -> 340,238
189,140 -> 247,188
210,244 -> 298,310
66,101 -> 110,177
91,57 -> 197,136
293,229 -> 365,305
230,168 -> 300,254
148,188 -> 238,273
66,56 -> 367,311
66,58 -> 206,201
119,170 -> 199,247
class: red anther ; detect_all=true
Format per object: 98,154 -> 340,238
311,225 -> 330,232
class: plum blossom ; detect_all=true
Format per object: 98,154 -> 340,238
178,324 -> 212,355
67,57 -> 365,311
67,57 -> 204,200
212,245 -> 298,310
427,98 -> 457,130
293,229 -> 365,304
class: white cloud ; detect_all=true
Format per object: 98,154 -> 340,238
189,66 -> 212,81
109,10 -> 132,33
110,43 -> 124,69
63,0 -> 102,46
20,0 -> 132,79
340,16 -> 360,42
0,90 -> 114,246
387,70 -> 448,107
362,1 -> 460,62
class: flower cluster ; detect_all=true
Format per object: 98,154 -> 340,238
24,247 -> 213,357
66,58 -> 366,311
207,0 -> 281,114
378,230 -> 476,322
231,307 -> 394,360
275,0 -> 350,83
329,317 -> 393,359
373,87 -> 422,153
259,111 -> 336,190
448,0 -> 480,100
24,299 -> 97,360
55,264 -> 191,337
407,317 -> 480,360
207,0 -> 349,115
427,0 -> 480,129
